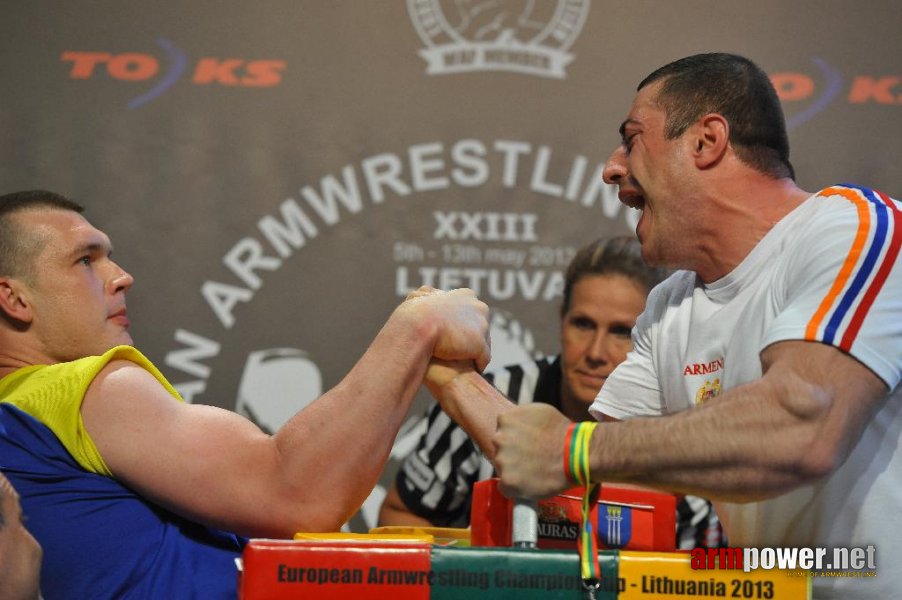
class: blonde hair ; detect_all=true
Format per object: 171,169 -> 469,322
561,236 -> 669,316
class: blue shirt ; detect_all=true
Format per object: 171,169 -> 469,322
0,403 -> 246,599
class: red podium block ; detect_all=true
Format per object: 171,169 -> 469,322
469,478 -> 676,552
238,539 -> 432,599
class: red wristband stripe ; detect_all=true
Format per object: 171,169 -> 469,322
563,422 -> 579,485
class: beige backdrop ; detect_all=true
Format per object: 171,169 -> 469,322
2,0 -> 900,531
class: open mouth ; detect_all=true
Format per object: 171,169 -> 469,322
619,190 -> 646,211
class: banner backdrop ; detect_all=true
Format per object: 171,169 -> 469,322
2,1 -> 900,531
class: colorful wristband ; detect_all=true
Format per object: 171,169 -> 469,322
563,421 -> 602,594
563,421 -> 597,486
563,422 -> 579,485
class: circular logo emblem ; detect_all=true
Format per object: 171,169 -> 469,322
408,0 -> 591,78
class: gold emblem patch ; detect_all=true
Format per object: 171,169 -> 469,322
695,378 -> 722,405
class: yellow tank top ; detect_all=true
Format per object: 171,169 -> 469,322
0,345 -> 184,476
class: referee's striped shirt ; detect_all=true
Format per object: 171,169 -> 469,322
394,356 -> 725,548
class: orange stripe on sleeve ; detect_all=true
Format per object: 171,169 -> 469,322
804,187 -> 872,340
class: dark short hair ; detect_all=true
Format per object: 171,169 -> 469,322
638,53 -> 794,180
0,190 -> 85,280
561,236 -> 669,316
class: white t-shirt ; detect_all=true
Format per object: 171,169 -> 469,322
591,185 -> 902,599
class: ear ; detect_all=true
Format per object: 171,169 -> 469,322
0,278 -> 34,324
691,113 -> 730,169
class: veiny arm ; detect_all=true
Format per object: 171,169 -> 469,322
82,288 -> 489,538
492,340 -> 889,501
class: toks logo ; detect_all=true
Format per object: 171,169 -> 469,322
771,58 -> 901,129
61,38 -> 286,109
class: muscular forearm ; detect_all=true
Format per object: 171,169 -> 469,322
430,370 -> 515,461
270,314 -> 436,533
88,289 -> 490,539
590,387 -> 826,501
164,326 -> 435,538
496,341 -> 889,503
591,357 -> 886,500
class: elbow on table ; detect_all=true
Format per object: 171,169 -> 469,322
236,487 -> 359,539
281,498 -> 360,537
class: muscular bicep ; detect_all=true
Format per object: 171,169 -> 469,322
81,361 -> 284,535
759,340 -> 888,474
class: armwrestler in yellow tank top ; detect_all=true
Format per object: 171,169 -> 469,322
0,345 -> 183,476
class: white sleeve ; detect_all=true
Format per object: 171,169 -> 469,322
763,187 -> 902,389
589,279 -> 673,420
